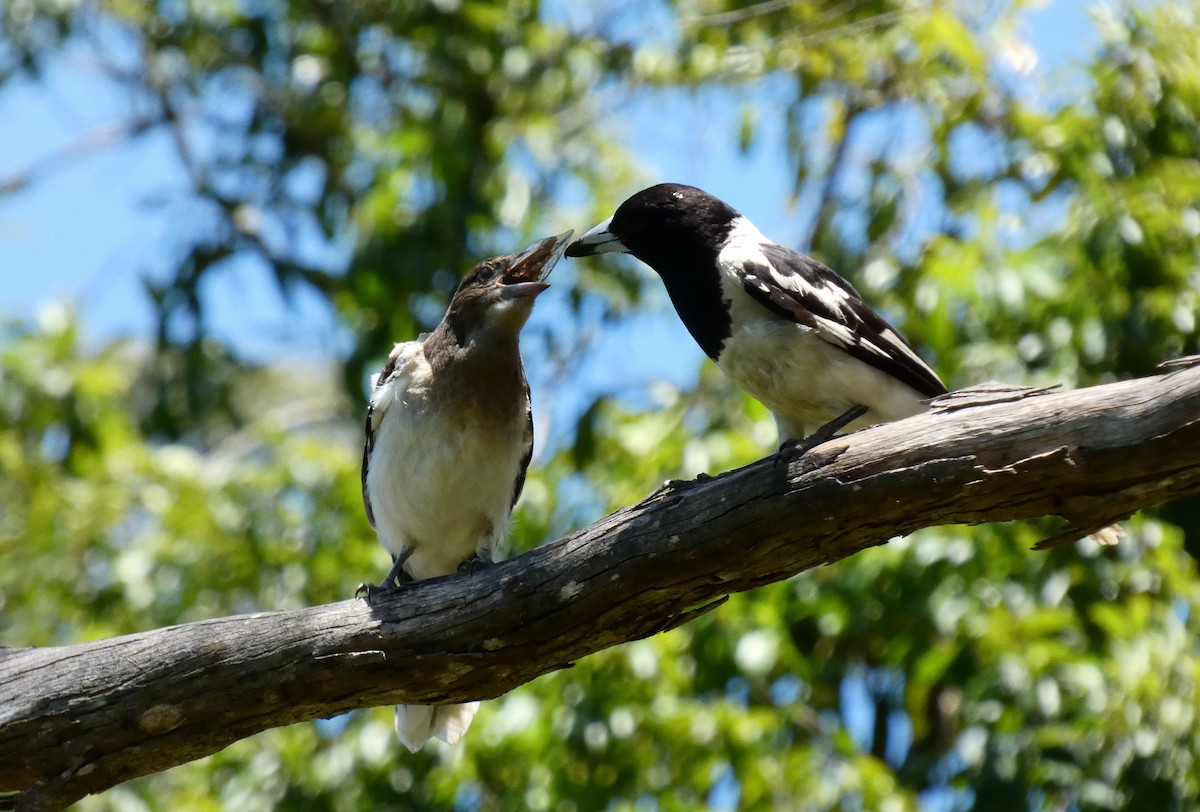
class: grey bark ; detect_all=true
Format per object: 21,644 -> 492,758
2,365 -> 1200,810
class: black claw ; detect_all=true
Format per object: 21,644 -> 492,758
458,552 -> 494,575
355,581 -> 387,601
355,566 -> 413,601
355,578 -> 407,601
776,405 -> 869,464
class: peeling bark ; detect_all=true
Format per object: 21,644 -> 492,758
3,366 -> 1200,810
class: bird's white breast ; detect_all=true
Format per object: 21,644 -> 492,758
716,317 -> 927,439
365,344 -> 527,580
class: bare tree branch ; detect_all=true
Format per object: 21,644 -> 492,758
683,0 -> 799,27
3,366 -> 1200,811
0,118 -> 158,196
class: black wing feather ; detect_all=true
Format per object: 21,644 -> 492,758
361,351 -> 402,529
510,365 -> 534,512
742,244 -> 947,398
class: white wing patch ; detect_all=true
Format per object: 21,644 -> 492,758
721,224 -> 851,320
817,318 -> 855,348
716,231 -> 946,400
877,327 -> 920,360
724,215 -> 769,245
718,222 -> 771,275
766,266 -> 850,316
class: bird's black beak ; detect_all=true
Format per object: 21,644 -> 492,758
500,230 -> 573,299
565,217 -> 628,257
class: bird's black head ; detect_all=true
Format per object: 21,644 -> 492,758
566,184 -> 742,360
566,183 -> 741,269
442,230 -> 572,344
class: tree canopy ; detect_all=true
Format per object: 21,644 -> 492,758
2,0 -> 1199,809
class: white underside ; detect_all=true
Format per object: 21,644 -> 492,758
366,343 -> 525,581
718,320 -> 930,441
366,341 -> 526,750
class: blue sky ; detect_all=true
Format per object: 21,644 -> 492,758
0,0 -> 1101,459
1,0 -> 1097,353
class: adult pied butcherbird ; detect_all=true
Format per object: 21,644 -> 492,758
566,184 -> 946,446
359,231 -> 572,751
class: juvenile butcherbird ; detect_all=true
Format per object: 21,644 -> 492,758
359,230 -> 572,751
566,184 -> 946,445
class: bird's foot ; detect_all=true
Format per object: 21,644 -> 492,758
355,581 -> 391,601
355,557 -> 414,601
775,405 -> 868,465
457,550 -> 495,575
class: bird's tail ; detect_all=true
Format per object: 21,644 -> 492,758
394,702 -> 480,752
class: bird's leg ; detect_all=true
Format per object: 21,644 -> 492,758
457,547 -> 495,575
356,548 -> 414,600
776,404 -> 869,463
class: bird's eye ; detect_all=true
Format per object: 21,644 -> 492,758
477,267 -> 495,283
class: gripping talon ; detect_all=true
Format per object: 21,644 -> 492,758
776,404 -> 869,464
356,581 -> 385,601
356,550 -> 413,600
458,549 -> 495,575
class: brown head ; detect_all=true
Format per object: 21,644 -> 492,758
435,230 -> 573,351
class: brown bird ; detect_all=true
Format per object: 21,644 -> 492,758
359,231 -> 572,751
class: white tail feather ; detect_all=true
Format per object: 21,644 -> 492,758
394,702 -> 480,752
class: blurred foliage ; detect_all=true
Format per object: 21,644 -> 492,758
1,0 -> 644,435
3,0 -> 1200,810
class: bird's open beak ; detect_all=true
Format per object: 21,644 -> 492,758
500,229 -> 574,299
564,217 -> 627,257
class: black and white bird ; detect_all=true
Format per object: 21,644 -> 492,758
566,184 -> 946,444
359,230 -> 572,751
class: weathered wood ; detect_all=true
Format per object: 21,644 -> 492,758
3,365 -> 1200,810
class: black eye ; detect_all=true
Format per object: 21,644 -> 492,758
477,267 -> 495,283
